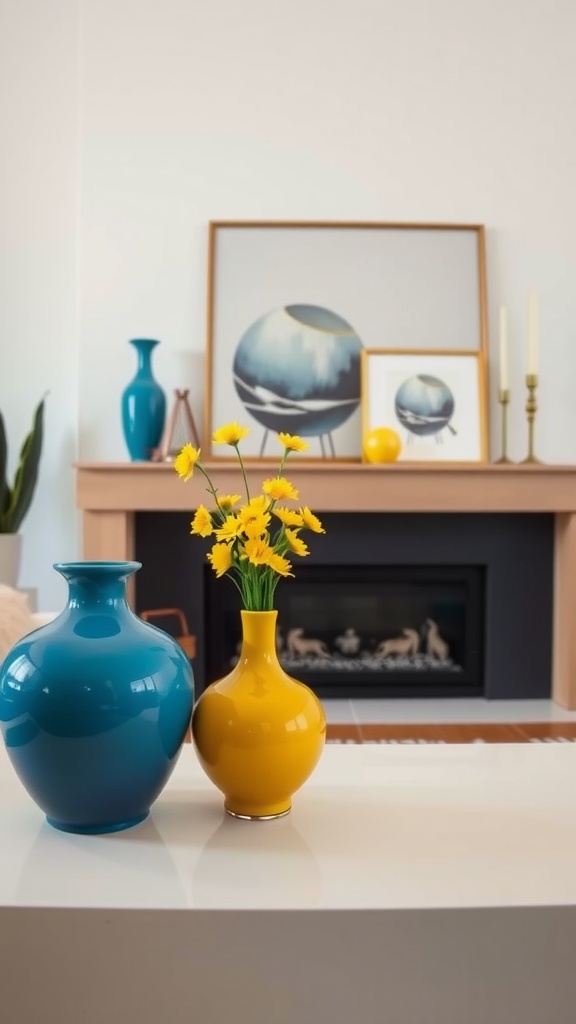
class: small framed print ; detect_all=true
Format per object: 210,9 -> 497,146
361,349 -> 488,463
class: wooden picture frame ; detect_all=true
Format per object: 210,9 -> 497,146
361,348 -> 488,463
205,221 -> 488,461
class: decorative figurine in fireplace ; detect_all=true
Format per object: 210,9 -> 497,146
286,627 -> 331,659
426,619 -> 450,660
334,627 -> 362,656
375,628 -> 420,658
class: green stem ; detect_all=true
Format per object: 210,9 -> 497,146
196,463 -> 221,505
226,572 -> 245,599
278,449 -> 289,476
234,445 -> 251,504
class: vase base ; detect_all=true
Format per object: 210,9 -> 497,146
224,804 -> 291,821
46,811 -> 149,835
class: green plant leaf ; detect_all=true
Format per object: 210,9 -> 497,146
0,413 -> 8,517
0,398 -> 45,533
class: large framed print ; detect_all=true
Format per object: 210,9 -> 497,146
205,221 -> 488,460
361,349 -> 488,463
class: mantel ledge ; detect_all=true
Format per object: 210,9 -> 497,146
75,461 -> 576,514
76,461 -> 576,474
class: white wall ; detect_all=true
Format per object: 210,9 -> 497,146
3,0 -> 576,608
0,0 -> 79,610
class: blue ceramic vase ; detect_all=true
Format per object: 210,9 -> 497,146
121,338 -> 166,460
0,561 -> 194,834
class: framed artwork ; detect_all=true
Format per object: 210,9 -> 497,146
205,221 -> 488,460
361,349 -> 488,463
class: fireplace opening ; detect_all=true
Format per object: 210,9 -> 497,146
204,564 -> 485,698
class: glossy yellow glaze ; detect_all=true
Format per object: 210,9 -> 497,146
191,610 -> 326,818
362,426 -> 401,463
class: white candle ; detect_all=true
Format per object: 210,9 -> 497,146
499,306 -> 509,390
528,289 -> 539,375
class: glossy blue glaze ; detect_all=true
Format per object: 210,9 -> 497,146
0,562 -> 194,833
121,338 -> 166,460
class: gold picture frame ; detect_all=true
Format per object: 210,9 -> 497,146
361,348 -> 488,463
205,221 -> 489,461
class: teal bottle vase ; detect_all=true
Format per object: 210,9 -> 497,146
0,561 -> 194,834
121,338 -> 166,460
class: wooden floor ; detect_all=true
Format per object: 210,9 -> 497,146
326,722 -> 576,743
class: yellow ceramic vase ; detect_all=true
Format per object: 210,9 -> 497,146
191,610 -> 326,819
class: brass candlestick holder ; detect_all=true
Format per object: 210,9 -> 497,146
520,373 -> 540,464
495,388 -> 511,464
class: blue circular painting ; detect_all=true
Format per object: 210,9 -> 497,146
232,304 -> 363,438
394,374 -> 455,437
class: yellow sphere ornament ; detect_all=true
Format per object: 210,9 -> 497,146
363,426 -> 402,464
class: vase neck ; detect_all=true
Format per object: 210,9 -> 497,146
239,610 -> 279,664
130,338 -> 159,377
54,561 -> 141,611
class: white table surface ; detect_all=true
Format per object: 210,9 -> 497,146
2,740 -> 576,1023
2,739 -> 576,911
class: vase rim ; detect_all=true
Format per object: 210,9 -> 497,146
53,560 -> 142,575
128,337 -> 160,347
240,608 -> 277,616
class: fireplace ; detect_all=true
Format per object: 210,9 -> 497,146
75,462 -> 576,707
134,510 -> 553,700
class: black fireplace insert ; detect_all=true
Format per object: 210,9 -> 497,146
204,564 -> 485,698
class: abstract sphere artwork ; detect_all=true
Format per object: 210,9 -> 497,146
232,304 -> 363,451
394,374 -> 456,438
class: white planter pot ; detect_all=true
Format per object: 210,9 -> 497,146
0,534 -> 23,588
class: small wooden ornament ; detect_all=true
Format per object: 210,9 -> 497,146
152,389 -> 200,462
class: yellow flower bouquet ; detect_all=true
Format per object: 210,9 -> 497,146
174,422 -> 325,611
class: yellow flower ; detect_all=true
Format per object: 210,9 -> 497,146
206,542 -> 232,577
190,505 -> 213,538
277,433 -> 309,453
243,538 -> 274,565
284,528 -> 310,557
266,552 -> 294,577
214,515 -> 242,543
174,444 -> 201,481
242,513 -> 271,539
212,422 -> 250,446
217,494 -> 242,512
262,477 -> 299,502
273,507 -> 304,527
238,497 -> 271,527
175,420 -> 325,609
300,506 -> 325,533
248,495 -> 270,513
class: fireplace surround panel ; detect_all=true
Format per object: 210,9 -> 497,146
135,512 -> 553,699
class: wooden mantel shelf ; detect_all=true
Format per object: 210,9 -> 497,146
75,461 -> 576,709
76,461 -> 576,514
